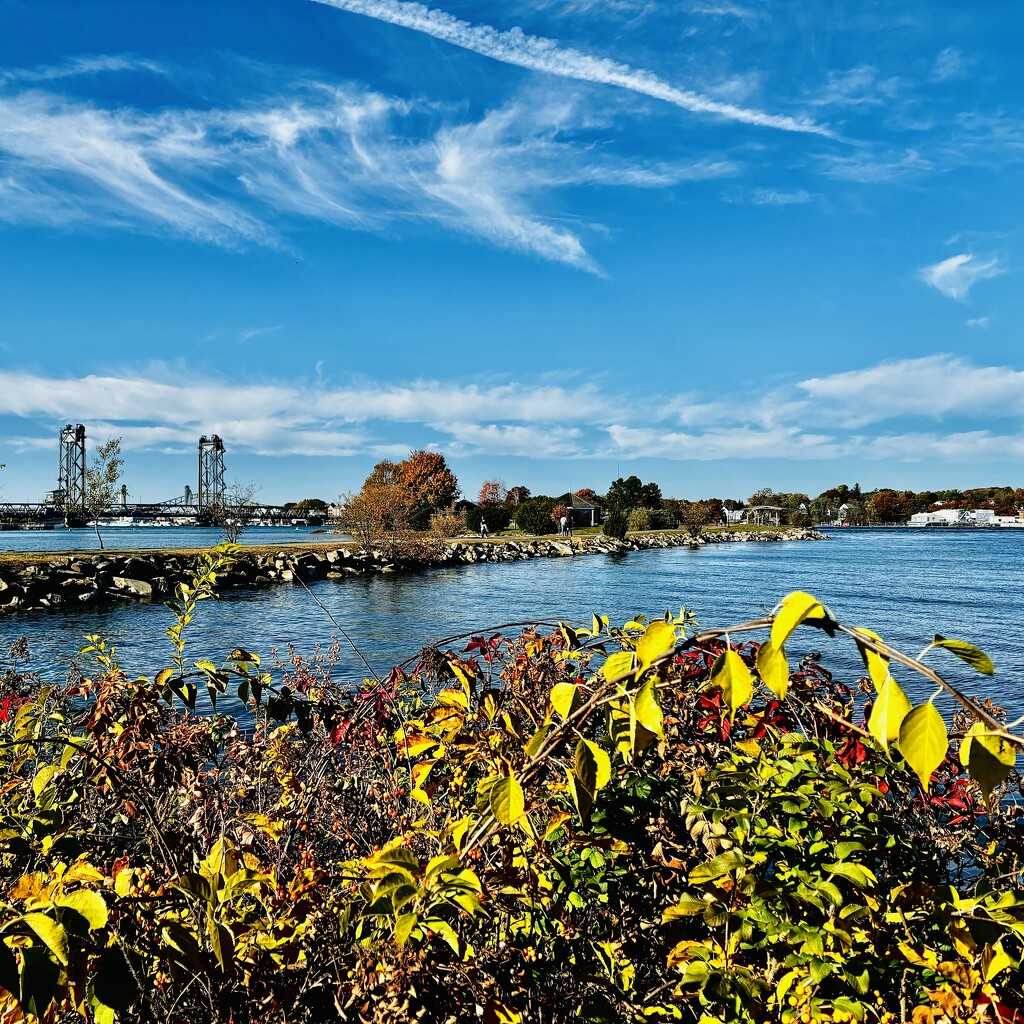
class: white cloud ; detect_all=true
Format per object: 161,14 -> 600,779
798,354 -> 1024,427
748,187 -> 814,205
0,71 -> 729,270
4,355 -> 1024,470
931,47 -> 972,83
919,253 -> 1005,301
309,0 -> 829,135
966,316 -> 990,329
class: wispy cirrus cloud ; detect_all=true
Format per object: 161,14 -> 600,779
0,49 -> 756,271
309,0 -> 829,136
0,69 -> 719,269
919,253 -> 1006,301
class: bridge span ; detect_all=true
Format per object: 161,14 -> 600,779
2,426 -> 322,527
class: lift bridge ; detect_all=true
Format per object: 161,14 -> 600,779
0,427 -> 297,527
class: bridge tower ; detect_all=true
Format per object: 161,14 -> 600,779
198,435 -> 226,510
58,424 -> 87,523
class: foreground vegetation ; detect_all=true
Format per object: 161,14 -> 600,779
1,546 -> 1023,1023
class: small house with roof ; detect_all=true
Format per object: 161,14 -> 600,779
556,493 -> 600,528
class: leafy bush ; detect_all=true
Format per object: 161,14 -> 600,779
627,506 -> 653,531
512,495 -> 557,535
603,509 -> 628,538
2,555 -> 1023,1024
429,504 -> 467,538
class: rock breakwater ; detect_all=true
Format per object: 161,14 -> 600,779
0,528 -> 825,616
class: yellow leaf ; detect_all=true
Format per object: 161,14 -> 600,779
602,651 -> 636,682
771,591 -> 827,649
549,682 -> 579,721
983,942 -> 1013,982
489,776 -> 525,825
852,627 -> 890,690
436,688 -> 468,709
22,913 -> 69,965
930,635 -> 995,676
398,732 -> 438,756
755,641 -> 789,699
636,620 -> 677,670
868,676 -> 912,749
56,890 -> 108,931
710,649 -> 754,719
959,722 -> 1017,799
577,738 -> 612,790
898,703 -> 948,792
633,678 -> 664,738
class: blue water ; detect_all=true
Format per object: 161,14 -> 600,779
2,529 -> 1021,721
0,524 -> 334,553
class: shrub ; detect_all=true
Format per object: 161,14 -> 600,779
2,557 -> 1024,1024
513,495 -> 557,535
429,504 -> 467,538
464,505 -> 512,534
603,509 -> 628,538
626,506 -> 653,532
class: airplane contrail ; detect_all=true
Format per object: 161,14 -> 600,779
309,0 -> 831,136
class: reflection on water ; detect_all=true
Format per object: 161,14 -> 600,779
2,530 -> 1022,721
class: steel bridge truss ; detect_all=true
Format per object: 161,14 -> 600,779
58,424 -> 87,521
198,435 -> 226,510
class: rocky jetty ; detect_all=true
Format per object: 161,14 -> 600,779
0,528 -> 825,616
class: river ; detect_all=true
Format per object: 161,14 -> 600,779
1,528 -> 1021,721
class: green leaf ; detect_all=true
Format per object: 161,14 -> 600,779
960,722 -> 1017,799
852,627 -> 890,690
19,945 -> 59,1018
524,723 -> 549,758
229,648 -> 260,665
208,915 -> 234,971
662,897 -> 709,920
56,889 -> 108,931
771,591 -> 828,648
155,667 -> 176,687
549,682 -> 579,721
634,678 -> 664,738
755,641 -> 789,699
394,913 -> 418,947
636,620 -> 677,670
930,635 -> 995,676
602,650 -> 636,682
898,702 -> 949,792
689,848 -> 744,884
825,861 -> 877,890
710,649 -> 754,719
22,912 -> 69,965
867,676 -> 912,749
365,846 -> 420,878
489,775 -> 525,825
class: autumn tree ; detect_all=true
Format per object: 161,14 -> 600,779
505,485 -> 531,508
477,478 -> 508,508
340,460 -> 415,556
573,488 -> 602,508
396,450 -> 459,530
206,480 -> 260,544
84,437 -> 124,550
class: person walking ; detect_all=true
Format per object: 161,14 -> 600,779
480,518 -> 489,538
558,515 -> 567,536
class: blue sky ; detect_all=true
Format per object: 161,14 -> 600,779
1,0 -> 1022,504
